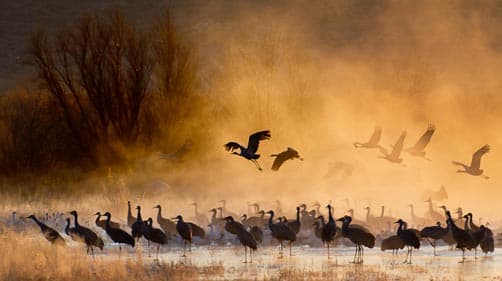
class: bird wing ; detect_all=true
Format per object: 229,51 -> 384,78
271,151 -> 288,171
368,126 -> 382,145
389,132 -> 406,159
189,223 -> 206,238
409,124 -> 435,151
224,142 -> 244,152
452,161 -> 468,169
470,144 -> 490,170
247,130 -> 271,154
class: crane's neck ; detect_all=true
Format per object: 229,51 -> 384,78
31,217 -> 44,231
296,209 -> 300,222
255,204 -> 260,213
156,207 -> 162,221
210,210 -> 216,219
268,213 -> 275,228
365,208 -> 370,221
463,217 -> 469,232
105,215 -> 112,227
65,219 -> 70,233
409,205 -> 415,218
468,215 -> 477,230
328,207 -> 334,222
136,208 -> 142,221
380,206 -> 385,217
95,214 -> 100,224
193,204 -> 198,215
73,213 -> 79,226
128,203 -> 132,217
397,222 -> 404,235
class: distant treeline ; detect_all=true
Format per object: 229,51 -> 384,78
0,10 -> 202,176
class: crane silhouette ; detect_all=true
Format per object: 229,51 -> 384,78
69,210 -> 104,255
381,235 -> 404,255
266,210 -> 296,257
446,210 -> 476,262
172,215 -> 192,257
337,215 -> 375,264
420,222 -> 448,256
95,212 -> 120,230
102,212 -> 134,254
153,205 -> 177,238
405,124 -> 435,160
270,147 -> 304,171
395,219 -> 420,264
131,206 -> 147,242
127,201 -> 136,227
354,126 -> 383,149
452,144 -> 490,179
223,216 -> 257,263
322,205 -> 337,259
224,130 -> 271,171
144,218 -> 168,259
284,206 -> 301,234
26,215 -> 65,246
379,131 -> 407,164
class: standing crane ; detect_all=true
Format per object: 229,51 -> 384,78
102,212 -> 135,254
337,215 -> 375,264
224,130 -> 271,171
69,210 -> 104,255
95,212 -> 120,230
223,216 -> 257,263
395,219 -> 420,264
452,144 -> 490,179
144,218 -> 168,259
446,210 -> 476,262
266,210 -> 296,257
127,201 -> 136,228
131,206 -> 147,242
420,222 -> 448,256
26,215 -> 65,246
172,215 -> 192,257
153,205 -> 177,237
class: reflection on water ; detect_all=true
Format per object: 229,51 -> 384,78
98,244 -> 502,280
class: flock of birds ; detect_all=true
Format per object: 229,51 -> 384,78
0,126 -> 495,266
4,198 -> 496,264
225,126 -> 491,180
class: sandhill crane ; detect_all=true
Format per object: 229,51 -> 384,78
26,215 -> 65,246
266,210 -> 296,256
405,124 -> 435,160
190,202 -> 209,227
95,212 -> 120,230
270,147 -> 304,171
354,126 -> 382,149
223,215 -> 244,237
424,199 -> 444,223
153,205 -> 177,237
379,131 -> 407,164
64,218 -> 78,241
223,216 -> 257,263
209,208 -> 225,236
446,210 -> 476,262
127,201 -> 136,227
381,235 -> 404,255
249,226 -> 263,244
480,225 -> 494,255
69,211 -> 104,255
438,206 -> 457,248
465,213 -> 480,232
346,209 -> 369,231
219,200 -> 240,219
172,215 -> 192,257
285,207 -> 301,234
420,222 -> 448,256
337,216 -> 375,264
408,204 -> 429,227
102,212 -> 134,253
395,219 -> 420,264
452,144 -> 490,179
144,218 -> 168,259
421,185 -> 448,202
241,211 -> 266,228
131,206 -> 147,242
224,130 -> 271,171
321,205 -> 337,259
316,215 -> 340,257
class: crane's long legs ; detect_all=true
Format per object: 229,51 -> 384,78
182,241 -> 187,257
289,241 -> 293,256
156,245 -> 160,260
327,243 -> 330,259
250,249 -> 253,263
244,246 -> 247,263
252,160 -> 263,171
